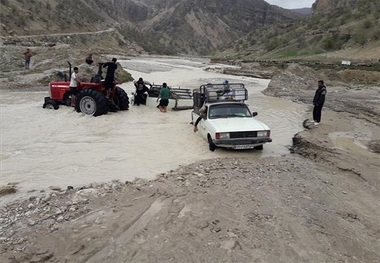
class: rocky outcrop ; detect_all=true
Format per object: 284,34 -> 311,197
312,0 -> 360,13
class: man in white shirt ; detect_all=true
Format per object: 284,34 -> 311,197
70,67 -> 79,106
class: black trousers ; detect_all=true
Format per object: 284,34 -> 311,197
313,105 -> 323,123
105,76 -> 114,90
134,92 -> 145,105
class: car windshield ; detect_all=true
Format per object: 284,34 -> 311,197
208,104 -> 252,119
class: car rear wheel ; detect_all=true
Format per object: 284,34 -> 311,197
208,135 -> 216,152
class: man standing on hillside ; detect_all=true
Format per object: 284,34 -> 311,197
102,58 -> 117,98
312,80 -> 327,125
23,48 -> 32,70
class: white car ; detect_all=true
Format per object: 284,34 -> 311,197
191,83 -> 272,151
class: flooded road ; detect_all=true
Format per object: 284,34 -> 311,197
0,57 -> 307,199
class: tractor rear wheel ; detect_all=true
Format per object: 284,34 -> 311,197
43,100 -> 59,110
75,89 -> 108,116
114,87 -> 129,110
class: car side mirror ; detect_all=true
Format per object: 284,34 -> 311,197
252,112 -> 258,117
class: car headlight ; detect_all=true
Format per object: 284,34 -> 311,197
257,131 -> 267,137
216,132 -> 230,139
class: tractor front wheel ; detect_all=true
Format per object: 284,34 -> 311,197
75,89 -> 108,116
43,100 -> 59,110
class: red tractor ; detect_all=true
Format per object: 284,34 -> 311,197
43,62 -> 129,116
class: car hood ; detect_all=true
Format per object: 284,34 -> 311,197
208,118 -> 270,132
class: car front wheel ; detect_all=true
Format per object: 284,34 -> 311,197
255,144 -> 264,150
208,135 -> 216,152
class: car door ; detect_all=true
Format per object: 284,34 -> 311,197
198,117 -> 207,140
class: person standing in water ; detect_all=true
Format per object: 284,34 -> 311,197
157,83 -> 171,112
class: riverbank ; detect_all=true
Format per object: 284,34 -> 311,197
1,156 -> 379,263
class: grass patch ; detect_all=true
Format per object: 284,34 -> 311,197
272,50 -> 298,58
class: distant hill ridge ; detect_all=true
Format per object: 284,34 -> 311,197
0,0 -> 302,55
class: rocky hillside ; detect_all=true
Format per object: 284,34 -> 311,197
312,0 -> 358,12
216,0 -> 380,61
0,0 -> 302,55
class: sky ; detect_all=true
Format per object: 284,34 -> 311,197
265,0 -> 315,9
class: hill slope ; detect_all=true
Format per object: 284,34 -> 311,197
0,0 -> 302,55
216,0 -> 380,61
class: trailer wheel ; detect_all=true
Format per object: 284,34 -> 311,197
114,87 -> 129,110
208,134 -> 216,152
75,89 -> 108,116
43,100 -> 59,110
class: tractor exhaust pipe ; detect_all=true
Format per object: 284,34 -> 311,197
67,61 -> 72,82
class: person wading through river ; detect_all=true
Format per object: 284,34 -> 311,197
134,77 -> 149,106
312,80 -> 327,125
157,83 -> 170,113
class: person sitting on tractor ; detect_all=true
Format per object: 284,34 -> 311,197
85,54 -> 94,66
102,58 -> 117,98
70,67 -> 80,107
134,77 -> 149,106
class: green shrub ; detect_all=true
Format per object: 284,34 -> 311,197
372,30 -> 380,40
354,31 -> 368,45
321,34 -> 344,51
363,19 -> 373,29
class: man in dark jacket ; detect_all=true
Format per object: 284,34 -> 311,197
134,77 -> 149,106
102,58 -> 117,94
312,80 -> 327,125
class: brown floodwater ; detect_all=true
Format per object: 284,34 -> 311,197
0,57 -> 307,202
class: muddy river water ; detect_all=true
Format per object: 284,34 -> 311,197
0,57 -> 307,200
